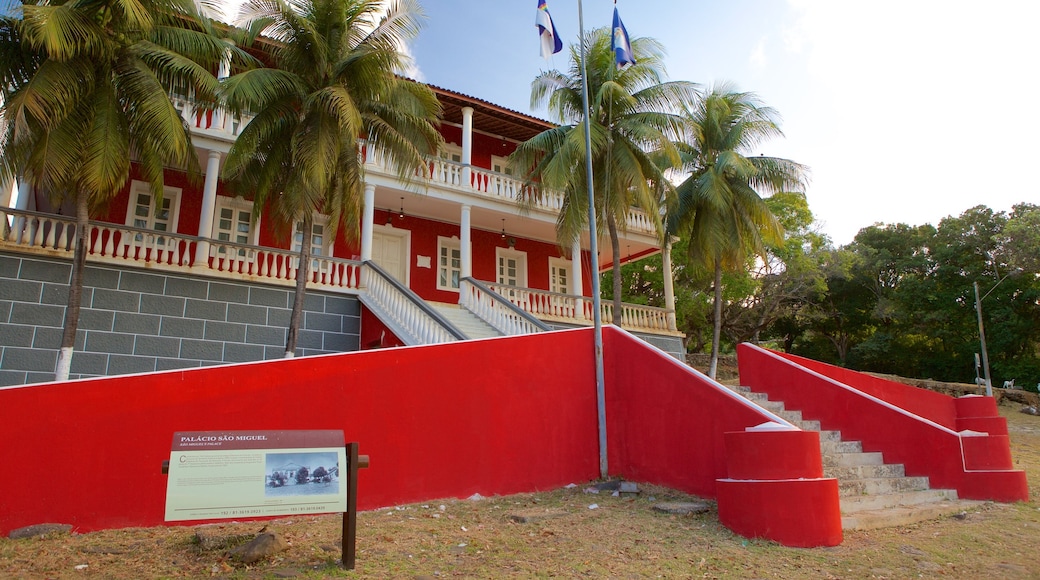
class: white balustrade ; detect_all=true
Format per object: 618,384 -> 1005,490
483,281 -> 675,333
1,209 -> 360,293
459,280 -> 547,336
361,264 -> 459,344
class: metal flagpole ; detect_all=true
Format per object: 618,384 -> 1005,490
576,0 -> 608,479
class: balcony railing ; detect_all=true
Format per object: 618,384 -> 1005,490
483,282 -> 679,335
0,208 -> 361,292
1,208 -> 676,336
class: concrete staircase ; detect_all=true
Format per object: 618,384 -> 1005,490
429,303 -> 503,340
730,385 -> 981,530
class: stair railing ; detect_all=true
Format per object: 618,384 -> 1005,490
361,261 -> 466,344
459,278 -> 551,336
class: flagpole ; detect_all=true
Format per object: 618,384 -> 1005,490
576,0 -> 608,480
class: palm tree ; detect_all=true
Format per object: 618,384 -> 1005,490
667,83 -> 809,378
221,0 -> 442,357
510,28 -> 694,324
0,0 -> 234,380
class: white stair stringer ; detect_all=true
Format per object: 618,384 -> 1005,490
728,385 -> 982,530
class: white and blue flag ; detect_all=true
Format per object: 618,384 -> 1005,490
612,6 -> 635,69
537,0 -> 563,59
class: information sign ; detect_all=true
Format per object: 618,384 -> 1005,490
164,430 -> 347,522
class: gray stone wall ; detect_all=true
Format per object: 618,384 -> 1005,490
0,252 -> 361,386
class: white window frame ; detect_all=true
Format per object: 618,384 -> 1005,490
491,155 -> 514,176
437,236 -> 462,292
496,247 -> 528,288
291,214 -> 330,258
213,196 -> 260,249
439,143 -> 463,163
124,180 -> 181,233
549,257 -> 571,295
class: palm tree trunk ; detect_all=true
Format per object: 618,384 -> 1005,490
55,193 -> 90,381
607,216 -> 623,326
285,213 -> 312,358
709,258 -> 723,380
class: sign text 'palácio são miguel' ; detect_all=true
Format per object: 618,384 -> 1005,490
164,430 -> 347,522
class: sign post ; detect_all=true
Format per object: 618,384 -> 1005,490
162,430 -> 368,569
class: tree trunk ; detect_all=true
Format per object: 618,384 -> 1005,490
607,216 -> 623,326
55,193 -> 90,381
285,213 -> 312,358
708,258 -> 723,380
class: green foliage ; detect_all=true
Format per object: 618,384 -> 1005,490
511,27 -> 695,324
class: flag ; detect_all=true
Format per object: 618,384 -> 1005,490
537,0 -> 563,59
612,6 -> 635,69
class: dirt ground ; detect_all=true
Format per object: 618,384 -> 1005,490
3,404 -> 1040,579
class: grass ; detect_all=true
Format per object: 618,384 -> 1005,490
2,403 -> 1039,579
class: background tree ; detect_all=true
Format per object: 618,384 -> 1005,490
666,84 -> 809,378
510,28 -> 694,324
221,0 -> 442,357
0,0 -> 234,380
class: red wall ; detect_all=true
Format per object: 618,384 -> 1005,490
774,351 -> 958,429
736,343 -> 1028,502
0,328 -> 843,546
385,212 -> 579,304
0,331 -> 600,535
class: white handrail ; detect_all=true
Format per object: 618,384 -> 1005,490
360,262 -> 462,344
459,279 -> 549,336
483,281 -> 675,333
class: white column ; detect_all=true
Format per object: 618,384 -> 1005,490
662,239 -> 677,331
461,106 -> 474,188
15,180 -> 31,210
194,150 -> 222,265
571,241 -> 585,320
361,183 -> 376,262
460,204 -> 472,279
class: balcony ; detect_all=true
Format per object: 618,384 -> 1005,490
0,208 -> 678,338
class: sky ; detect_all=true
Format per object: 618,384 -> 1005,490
405,0 -> 1040,245
211,1 -> 1035,245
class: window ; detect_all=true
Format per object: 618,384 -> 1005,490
439,143 -> 462,163
213,197 -> 258,256
496,248 -> 527,287
292,214 -> 332,271
125,180 -> 181,233
437,237 -> 462,291
491,155 -> 514,176
549,257 -> 571,294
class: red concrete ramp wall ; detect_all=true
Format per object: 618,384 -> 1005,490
737,343 -> 1028,503
0,328 -> 843,546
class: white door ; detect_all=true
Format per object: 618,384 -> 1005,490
372,227 -> 410,284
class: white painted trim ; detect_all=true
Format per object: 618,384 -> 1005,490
213,195 -> 260,246
495,247 -> 528,287
371,223 -> 411,286
124,180 -> 182,233
436,235 -> 462,292
548,256 -> 571,294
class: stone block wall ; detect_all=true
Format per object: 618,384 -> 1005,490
0,252 -> 361,386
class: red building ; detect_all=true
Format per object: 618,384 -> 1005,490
1,84 -> 683,384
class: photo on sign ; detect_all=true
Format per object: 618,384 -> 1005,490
265,451 -> 340,497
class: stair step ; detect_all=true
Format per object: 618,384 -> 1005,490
839,476 -> 930,497
818,430 -> 843,442
796,419 -> 821,431
823,451 -> 885,467
825,463 -> 905,480
744,391 -> 769,402
776,409 -> 802,423
757,400 -> 785,412
821,440 -> 863,454
841,498 -> 980,530
840,489 -> 961,512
